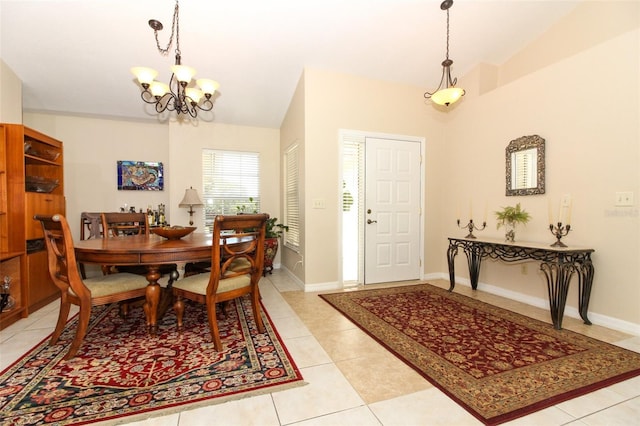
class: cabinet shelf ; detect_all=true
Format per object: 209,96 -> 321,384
25,154 -> 61,166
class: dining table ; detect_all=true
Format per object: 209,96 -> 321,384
74,232 -> 215,334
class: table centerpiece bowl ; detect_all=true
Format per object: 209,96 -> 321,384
151,226 -> 196,240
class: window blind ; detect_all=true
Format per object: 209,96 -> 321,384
202,149 -> 260,232
284,144 -> 300,249
342,133 -> 365,283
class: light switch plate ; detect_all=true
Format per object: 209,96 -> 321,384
312,198 -> 326,209
615,192 -> 634,206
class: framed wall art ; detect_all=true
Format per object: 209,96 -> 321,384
117,161 -> 164,191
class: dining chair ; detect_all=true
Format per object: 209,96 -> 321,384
35,214 -> 149,360
101,212 -> 149,237
79,212 -> 103,278
100,212 -> 176,277
172,213 -> 268,351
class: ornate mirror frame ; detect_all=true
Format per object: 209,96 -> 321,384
505,135 -> 545,196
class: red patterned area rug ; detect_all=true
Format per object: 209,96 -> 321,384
0,297 -> 304,425
320,284 -> 640,425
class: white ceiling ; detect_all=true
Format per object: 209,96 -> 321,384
0,0 -> 580,128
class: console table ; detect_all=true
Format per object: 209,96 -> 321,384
447,237 -> 595,330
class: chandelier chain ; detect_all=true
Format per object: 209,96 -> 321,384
445,8 -> 450,60
153,0 -> 181,56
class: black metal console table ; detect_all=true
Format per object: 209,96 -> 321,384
447,237 -> 594,330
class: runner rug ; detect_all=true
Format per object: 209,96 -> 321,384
0,297 -> 304,425
320,283 -> 640,425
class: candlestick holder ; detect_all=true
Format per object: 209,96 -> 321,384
549,222 -> 571,247
457,219 -> 486,239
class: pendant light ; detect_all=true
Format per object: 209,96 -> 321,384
424,0 -> 465,107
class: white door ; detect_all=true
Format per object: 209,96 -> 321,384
364,137 -> 421,284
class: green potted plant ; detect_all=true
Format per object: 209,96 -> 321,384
263,217 -> 288,276
495,203 -> 531,242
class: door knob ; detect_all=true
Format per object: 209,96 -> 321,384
367,219 -> 377,224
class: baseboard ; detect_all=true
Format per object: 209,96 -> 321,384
278,267 -> 340,292
276,269 -> 640,336
433,272 -> 640,337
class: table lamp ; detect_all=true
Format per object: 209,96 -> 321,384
179,186 -> 204,225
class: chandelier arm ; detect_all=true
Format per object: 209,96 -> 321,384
197,98 -> 214,112
139,90 -> 157,105
424,68 -> 447,99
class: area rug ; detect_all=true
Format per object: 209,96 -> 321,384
0,297 -> 304,425
320,283 -> 640,425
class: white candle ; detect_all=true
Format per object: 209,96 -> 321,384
558,200 -> 564,224
566,200 -> 572,225
469,201 -> 473,220
483,202 -> 488,223
548,201 -> 553,225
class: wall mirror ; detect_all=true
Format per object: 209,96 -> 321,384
505,135 -> 545,196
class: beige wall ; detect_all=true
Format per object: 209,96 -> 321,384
280,73 -> 306,284
499,1 -> 640,88
22,115 -> 281,253
440,21 -> 639,330
0,59 -> 22,124
23,113 -> 170,241
288,68 -> 446,288
166,120 -> 281,230
277,2 -> 639,332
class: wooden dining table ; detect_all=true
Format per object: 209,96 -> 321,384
74,232 -> 214,334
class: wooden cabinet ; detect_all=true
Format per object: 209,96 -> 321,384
26,193 -> 66,239
26,250 -> 58,313
0,254 -> 26,329
0,123 -> 65,329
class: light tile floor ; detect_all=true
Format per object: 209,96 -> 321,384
1,270 -> 639,425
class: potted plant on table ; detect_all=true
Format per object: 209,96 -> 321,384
263,217 -> 288,276
495,203 -> 531,242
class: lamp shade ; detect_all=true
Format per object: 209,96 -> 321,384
179,187 -> 204,207
131,67 -> 158,85
171,64 -> 196,84
150,81 -> 170,98
431,87 -> 465,106
196,78 -> 220,95
185,88 -> 204,104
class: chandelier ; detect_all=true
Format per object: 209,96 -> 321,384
131,0 -> 219,118
424,0 -> 465,107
